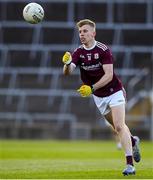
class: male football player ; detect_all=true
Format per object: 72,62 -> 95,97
62,19 -> 141,175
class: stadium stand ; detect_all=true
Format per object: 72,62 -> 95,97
0,0 -> 152,139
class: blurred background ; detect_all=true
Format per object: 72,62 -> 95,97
0,0 -> 152,141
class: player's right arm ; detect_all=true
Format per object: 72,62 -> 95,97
62,52 -> 75,75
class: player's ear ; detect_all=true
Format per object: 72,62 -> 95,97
93,31 -> 96,37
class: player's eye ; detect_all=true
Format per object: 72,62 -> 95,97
83,29 -> 88,33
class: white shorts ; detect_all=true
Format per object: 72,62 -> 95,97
92,90 -> 125,115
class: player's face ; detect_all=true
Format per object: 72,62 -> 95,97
78,25 -> 96,47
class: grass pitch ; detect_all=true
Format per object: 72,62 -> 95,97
0,140 -> 153,179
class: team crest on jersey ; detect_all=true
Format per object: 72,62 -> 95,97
94,53 -> 99,59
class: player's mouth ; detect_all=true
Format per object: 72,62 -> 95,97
80,38 -> 86,43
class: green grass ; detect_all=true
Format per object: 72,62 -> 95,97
0,140 -> 153,179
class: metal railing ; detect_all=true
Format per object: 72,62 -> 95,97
0,112 -> 78,139
0,67 -> 150,110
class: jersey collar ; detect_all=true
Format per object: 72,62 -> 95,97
83,40 -> 97,50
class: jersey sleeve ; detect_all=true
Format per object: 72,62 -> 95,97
101,49 -> 113,64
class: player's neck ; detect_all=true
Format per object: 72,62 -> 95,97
83,40 -> 96,50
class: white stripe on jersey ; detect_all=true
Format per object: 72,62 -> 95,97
96,42 -> 108,51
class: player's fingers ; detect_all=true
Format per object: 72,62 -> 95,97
79,89 -> 85,94
63,52 -> 70,58
65,52 -> 71,58
77,89 -> 85,96
77,86 -> 84,91
65,51 -> 70,55
80,87 -> 85,91
77,89 -> 81,92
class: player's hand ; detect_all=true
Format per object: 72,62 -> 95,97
77,85 -> 93,97
62,51 -> 72,65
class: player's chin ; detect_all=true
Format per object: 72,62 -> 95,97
80,39 -> 86,44
81,41 -> 87,46
80,40 -> 84,44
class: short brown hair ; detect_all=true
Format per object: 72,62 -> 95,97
76,19 -> 96,29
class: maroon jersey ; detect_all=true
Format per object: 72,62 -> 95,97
72,41 -> 123,97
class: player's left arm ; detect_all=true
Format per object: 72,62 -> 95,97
92,64 -> 113,91
77,64 -> 113,97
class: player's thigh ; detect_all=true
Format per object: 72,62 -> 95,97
110,104 -> 126,128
